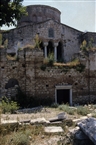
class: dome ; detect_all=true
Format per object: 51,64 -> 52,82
17,5 -> 61,27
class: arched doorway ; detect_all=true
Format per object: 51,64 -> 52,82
47,41 -> 54,56
57,42 -> 63,62
40,41 -> 44,56
5,78 -> 19,100
5,78 -> 19,89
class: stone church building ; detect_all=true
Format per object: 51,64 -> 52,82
0,5 -> 96,105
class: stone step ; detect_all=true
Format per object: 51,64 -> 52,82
44,126 -> 64,133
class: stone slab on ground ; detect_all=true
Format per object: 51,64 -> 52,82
44,126 -> 64,133
30,117 -> 50,124
16,106 -> 43,113
1,119 -> 18,124
19,119 -> 30,123
77,117 -> 96,145
50,121 -> 62,124
73,116 -> 88,123
49,112 -> 66,122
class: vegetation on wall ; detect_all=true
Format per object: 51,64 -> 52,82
80,38 -> 96,57
41,56 -> 85,73
6,54 -> 17,60
18,34 -> 42,51
0,33 -> 8,48
34,34 -> 41,49
41,52 -> 54,70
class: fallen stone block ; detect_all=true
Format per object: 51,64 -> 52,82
73,129 -> 94,145
44,126 -> 64,133
19,119 -> 30,123
77,117 -> 96,145
1,120 -> 18,124
49,112 -> 66,122
69,127 -> 94,145
50,121 -> 62,125
73,116 -> 88,123
30,117 -> 50,124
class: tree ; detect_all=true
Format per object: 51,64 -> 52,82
0,0 -> 27,27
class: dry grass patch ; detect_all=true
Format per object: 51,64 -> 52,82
54,59 -> 80,67
6,54 -> 17,60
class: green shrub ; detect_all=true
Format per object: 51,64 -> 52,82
58,104 -> 75,115
51,103 -> 59,108
59,104 -> 69,111
40,64 -> 46,71
0,97 -> 19,114
76,106 -> 89,116
48,52 -> 54,66
76,64 -> 85,72
8,131 -> 31,145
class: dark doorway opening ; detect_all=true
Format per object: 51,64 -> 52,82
47,41 -> 54,56
57,89 -> 70,104
57,42 -> 63,62
40,41 -> 44,56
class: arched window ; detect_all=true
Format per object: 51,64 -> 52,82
48,28 -> 54,38
47,41 -> 54,56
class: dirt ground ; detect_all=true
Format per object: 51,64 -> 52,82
1,108 -> 64,121
1,107 -> 77,122
0,107 -> 74,145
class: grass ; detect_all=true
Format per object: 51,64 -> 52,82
54,58 -> 80,67
58,104 -> 96,116
0,129 -> 31,145
76,106 -> 89,116
58,104 -> 75,115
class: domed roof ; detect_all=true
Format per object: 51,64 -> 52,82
18,5 -> 61,27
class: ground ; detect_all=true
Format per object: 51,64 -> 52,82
0,105 -> 96,145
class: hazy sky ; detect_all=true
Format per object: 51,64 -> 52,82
1,0 -> 96,32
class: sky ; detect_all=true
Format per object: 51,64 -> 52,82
1,0 -> 96,32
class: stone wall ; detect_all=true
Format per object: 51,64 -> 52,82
61,24 -> 82,61
0,47 -> 96,105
